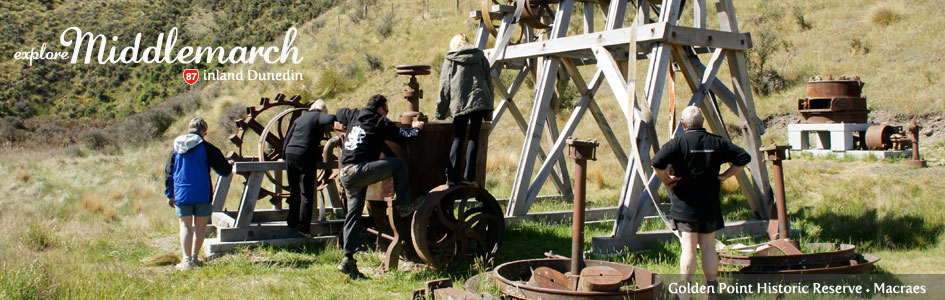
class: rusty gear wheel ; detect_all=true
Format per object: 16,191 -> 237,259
411,185 -> 505,270
227,93 -> 309,202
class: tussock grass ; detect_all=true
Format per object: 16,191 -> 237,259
141,252 -> 181,266
21,223 -> 56,252
869,6 -> 902,26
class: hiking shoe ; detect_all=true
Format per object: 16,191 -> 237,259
397,196 -> 425,218
175,260 -> 193,271
337,257 -> 365,279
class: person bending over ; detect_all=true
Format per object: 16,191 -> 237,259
335,94 -> 425,278
283,100 -> 336,235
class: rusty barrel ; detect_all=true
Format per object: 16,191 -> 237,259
366,121 -> 490,201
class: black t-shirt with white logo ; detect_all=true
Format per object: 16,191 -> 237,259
651,128 -> 751,223
335,108 -> 419,165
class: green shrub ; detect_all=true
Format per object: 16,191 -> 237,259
376,12 -> 394,37
793,7 -> 812,30
364,53 -> 383,71
315,68 -> 354,99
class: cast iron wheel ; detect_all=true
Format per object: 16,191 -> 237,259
411,185 -> 505,270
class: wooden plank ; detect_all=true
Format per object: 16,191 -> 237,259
488,12 -> 518,65
483,24 -> 751,62
583,1 -> 595,34
490,66 -> 530,135
603,0 -> 627,30
593,219 -> 769,253
205,236 -> 337,257
694,0 -> 707,29
233,161 -> 287,173
211,174 -> 232,213
543,112 -> 574,202
587,100 -> 629,168
234,172 -> 264,233
504,98 -> 570,194
475,18 -> 489,49
506,206 -> 618,225
560,57 -> 628,168
212,212 -> 235,228
508,58 -> 561,216
218,219 -> 344,242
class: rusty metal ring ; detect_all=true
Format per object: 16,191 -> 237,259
410,185 -> 505,270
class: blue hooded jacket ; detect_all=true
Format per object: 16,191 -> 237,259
164,134 -> 232,205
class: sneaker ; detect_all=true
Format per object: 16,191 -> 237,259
191,257 -> 203,267
337,257 -> 365,279
175,260 -> 193,271
397,196 -> 425,218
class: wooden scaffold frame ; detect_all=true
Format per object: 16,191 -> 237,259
473,0 -> 776,252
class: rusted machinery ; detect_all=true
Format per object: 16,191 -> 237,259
216,65 -> 505,269
719,146 -> 880,274
798,76 -> 868,124
864,121 -> 927,168
414,138 -> 660,300
338,64 -> 505,271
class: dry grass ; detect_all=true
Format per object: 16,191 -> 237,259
0,0 -> 942,298
140,252 -> 181,266
869,6 -> 902,26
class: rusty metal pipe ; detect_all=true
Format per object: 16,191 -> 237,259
566,139 -> 599,277
761,145 -> 791,240
571,158 -> 586,275
771,159 -> 789,240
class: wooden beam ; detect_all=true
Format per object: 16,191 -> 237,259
508,58 -> 562,216
525,69 -> 604,205
233,161 -> 286,173
583,1 -> 595,34
593,220 -> 769,253
604,0 -> 627,30
694,0 -> 707,29
234,172 -> 264,235
483,23 -> 752,62
587,100 -> 629,168
212,174 -> 232,213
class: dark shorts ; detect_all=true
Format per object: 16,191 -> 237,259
671,218 -> 724,234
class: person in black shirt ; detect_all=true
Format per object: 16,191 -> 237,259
334,94 -> 425,278
651,106 -> 751,290
282,100 -> 336,234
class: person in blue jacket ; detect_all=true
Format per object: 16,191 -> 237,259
164,117 -> 232,270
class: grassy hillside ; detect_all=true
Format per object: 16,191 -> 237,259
1,0 -> 944,298
0,0 -> 335,119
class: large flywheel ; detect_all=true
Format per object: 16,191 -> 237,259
227,93 -> 308,201
411,185 -> 505,269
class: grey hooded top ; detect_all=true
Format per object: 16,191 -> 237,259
436,46 -> 494,120
173,133 -> 203,154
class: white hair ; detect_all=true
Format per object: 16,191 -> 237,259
681,106 -> 704,129
309,99 -> 327,112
